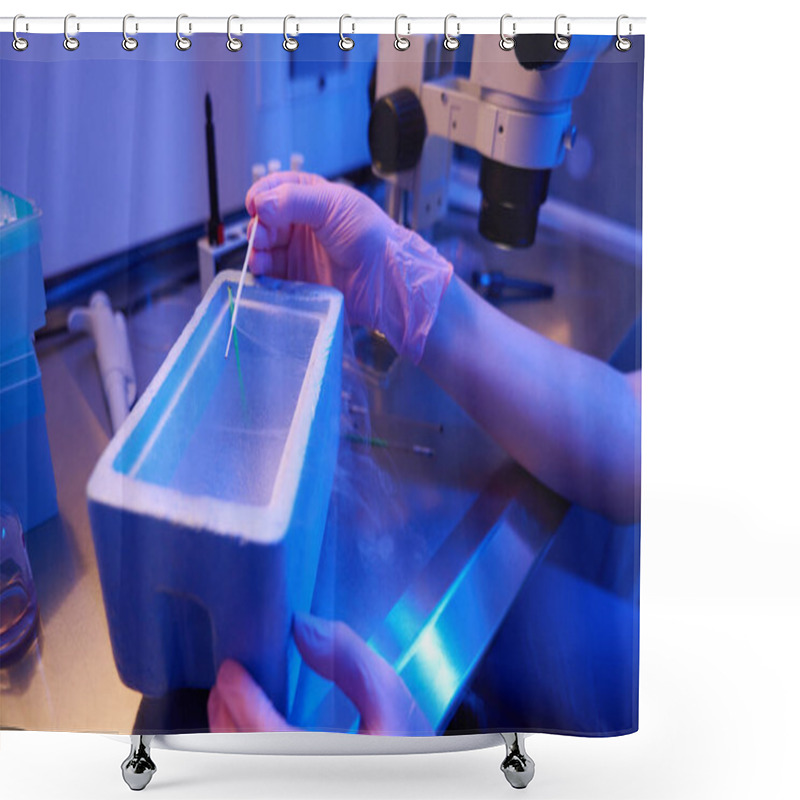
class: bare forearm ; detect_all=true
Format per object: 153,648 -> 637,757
419,276 -> 641,523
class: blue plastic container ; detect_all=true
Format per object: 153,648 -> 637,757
87,272 -> 343,716
0,189 -> 47,356
0,341 -> 58,532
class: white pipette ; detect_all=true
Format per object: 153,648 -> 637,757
225,218 -> 258,359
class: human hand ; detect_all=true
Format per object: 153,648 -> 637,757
245,172 -> 452,364
208,612 -> 432,735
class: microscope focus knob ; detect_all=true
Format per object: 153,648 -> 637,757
369,88 -> 427,173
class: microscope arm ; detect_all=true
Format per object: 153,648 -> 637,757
419,77 -> 574,171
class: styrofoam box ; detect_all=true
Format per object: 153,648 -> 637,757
0,340 -> 58,532
87,271 -> 343,717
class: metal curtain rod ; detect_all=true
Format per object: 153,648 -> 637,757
0,15 -> 645,36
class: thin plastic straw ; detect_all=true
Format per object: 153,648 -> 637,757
225,218 -> 258,359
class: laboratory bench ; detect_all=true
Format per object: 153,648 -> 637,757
0,208 -> 641,734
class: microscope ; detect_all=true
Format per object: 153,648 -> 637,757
368,34 -> 609,253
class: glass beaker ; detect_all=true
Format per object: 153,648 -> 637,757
0,501 -> 39,664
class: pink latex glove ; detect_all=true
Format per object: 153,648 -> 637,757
208,612 -> 432,735
245,172 -> 453,365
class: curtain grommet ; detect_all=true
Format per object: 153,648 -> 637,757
122,14 -> 138,51
226,15 -> 243,51
283,15 -> 299,51
616,15 -> 632,51
12,15 -> 29,51
554,14 -> 570,52
394,15 -> 410,51
499,14 -> 515,51
339,15 -> 354,51
176,14 -> 191,51
63,13 -> 80,51
443,14 -> 460,51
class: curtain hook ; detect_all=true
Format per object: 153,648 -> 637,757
616,15 -> 632,51
122,14 -> 138,51
227,15 -> 243,51
499,14 -> 515,51
339,15 -> 354,51
12,14 -> 29,51
443,14 -> 460,51
554,14 -> 570,51
283,15 -> 298,51
176,14 -> 191,50
394,15 -> 410,51
64,13 -> 79,51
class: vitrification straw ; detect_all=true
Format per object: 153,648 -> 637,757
225,218 -> 258,359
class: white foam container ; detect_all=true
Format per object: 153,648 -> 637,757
87,271 -> 343,717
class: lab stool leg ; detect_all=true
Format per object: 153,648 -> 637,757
121,735 -> 156,791
500,733 -> 535,789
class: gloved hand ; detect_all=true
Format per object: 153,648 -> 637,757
208,612 -> 432,735
245,172 -> 453,365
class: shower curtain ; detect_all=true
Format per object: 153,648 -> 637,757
0,28 -> 643,739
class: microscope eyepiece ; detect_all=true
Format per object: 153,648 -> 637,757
478,158 -> 551,248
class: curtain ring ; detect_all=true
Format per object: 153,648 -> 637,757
122,14 -> 138,51
227,15 -> 242,51
12,15 -> 29,52
283,15 -> 298,51
339,15 -> 354,50
394,15 -> 410,51
63,13 -> 79,51
499,14 -> 515,51
616,15 -> 632,51
176,14 -> 191,50
443,14 -> 460,51
554,14 -> 570,51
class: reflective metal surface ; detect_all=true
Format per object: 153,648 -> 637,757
294,466 -> 567,732
121,735 -> 156,791
500,732 -> 535,789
